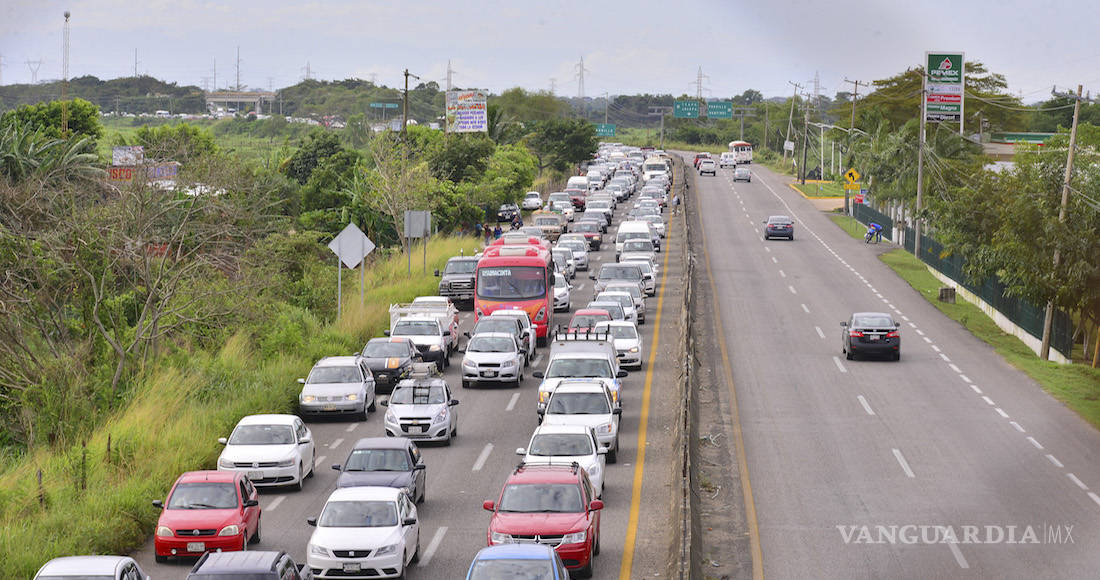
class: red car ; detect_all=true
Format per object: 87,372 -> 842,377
692,152 -> 711,169
483,464 -> 603,577
563,188 -> 588,211
570,221 -> 603,250
567,309 -> 611,334
153,470 -> 261,562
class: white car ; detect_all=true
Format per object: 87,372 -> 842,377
307,486 -> 420,579
618,240 -> 656,264
640,215 -> 666,238
553,273 -> 572,313
595,291 -> 638,325
488,309 -> 538,360
298,356 -> 377,420
541,383 -> 620,463
552,248 -> 576,280
382,377 -> 459,444
550,200 -> 575,221
621,260 -> 657,296
556,239 -> 590,271
517,423 -> 607,498
34,556 -> 148,580
699,159 -> 717,175
461,332 -> 527,388
217,414 -> 316,491
604,282 -> 646,323
719,152 -> 737,168
521,191 -> 543,210
595,320 -> 644,369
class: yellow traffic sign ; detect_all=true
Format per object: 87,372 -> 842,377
844,168 -> 861,184
844,182 -> 861,190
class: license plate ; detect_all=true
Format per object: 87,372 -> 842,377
322,404 -> 337,411
186,542 -> 205,552
409,425 -> 423,434
248,470 -> 264,480
482,370 -> 497,377
343,563 -> 362,573
868,335 -> 880,342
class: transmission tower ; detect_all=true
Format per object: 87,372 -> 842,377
302,61 -> 314,81
549,77 -> 556,95
693,66 -> 710,100
812,71 -> 821,112
575,57 -> 589,99
235,46 -> 241,90
133,48 -> 140,78
26,59 -> 43,84
445,59 -> 456,91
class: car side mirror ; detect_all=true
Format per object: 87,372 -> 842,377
307,517 -> 318,527
383,330 -> 391,337
299,437 -> 311,445
332,464 -> 342,471
613,408 -> 622,415
519,347 -> 527,355
532,371 -> 545,379
589,274 -> 596,280
482,500 -> 496,512
616,370 -> 629,378
414,463 -> 426,471
243,499 -> 259,508
463,331 -> 472,338
217,437 -> 228,445
516,447 -> 526,456
449,399 -> 460,406
443,330 -> 451,337
403,518 -> 417,527
589,500 -> 604,511
297,378 -> 306,384
840,322 -> 848,327
597,447 -> 608,455
380,400 -> 389,407
152,500 -> 163,509
458,348 -> 466,354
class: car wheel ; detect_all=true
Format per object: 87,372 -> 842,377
893,352 -> 901,361
443,430 -> 452,446
368,396 -> 377,412
240,534 -> 248,552
251,517 -> 261,544
307,453 -> 315,478
411,536 -> 421,564
764,234 -> 770,240
514,373 -> 524,388
359,404 -> 369,422
789,234 -> 795,240
846,350 -> 855,361
462,380 -> 470,389
594,529 -> 601,555
436,360 -> 445,373
608,438 -> 619,464
577,556 -> 594,579
292,464 -> 304,492
418,482 -> 426,504
155,555 -> 168,564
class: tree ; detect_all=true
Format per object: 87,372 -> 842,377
429,133 -> 495,182
1,98 -> 103,140
132,123 -> 218,162
282,130 -> 344,184
525,118 -> 597,174
732,89 -> 764,105
344,134 -> 436,254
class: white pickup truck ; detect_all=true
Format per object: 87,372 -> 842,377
388,298 -> 460,370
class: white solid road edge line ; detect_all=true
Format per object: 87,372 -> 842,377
892,448 -> 915,478
832,356 -> 848,373
419,526 -> 448,567
505,392 -> 520,412
857,395 -> 875,416
947,542 -> 970,569
472,443 -> 494,471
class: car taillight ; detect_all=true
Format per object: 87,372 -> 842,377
886,331 -> 899,338
849,330 -> 864,337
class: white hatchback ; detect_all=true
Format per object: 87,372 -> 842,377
307,486 -> 420,579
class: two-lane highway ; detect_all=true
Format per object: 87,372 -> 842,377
130,180 -> 685,579
692,160 -> 1100,578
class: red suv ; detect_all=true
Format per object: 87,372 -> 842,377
152,470 -> 261,562
482,464 -> 603,577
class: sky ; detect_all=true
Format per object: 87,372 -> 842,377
3,0 -> 1100,104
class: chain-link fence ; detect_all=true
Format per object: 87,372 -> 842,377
853,203 -> 893,241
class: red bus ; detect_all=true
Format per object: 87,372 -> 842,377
475,244 -> 554,345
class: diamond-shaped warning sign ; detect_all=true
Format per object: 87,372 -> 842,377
844,168 -> 861,184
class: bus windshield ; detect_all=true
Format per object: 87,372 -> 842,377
477,266 -> 547,301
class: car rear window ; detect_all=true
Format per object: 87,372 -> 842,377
469,559 -> 555,579
499,483 -> 583,513
854,316 -> 895,328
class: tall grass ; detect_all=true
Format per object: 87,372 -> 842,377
0,235 -> 479,577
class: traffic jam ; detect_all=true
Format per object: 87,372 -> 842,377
98,144 -> 675,579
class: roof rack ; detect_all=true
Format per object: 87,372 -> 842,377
552,328 -> 611,342
514,460 -> 581,474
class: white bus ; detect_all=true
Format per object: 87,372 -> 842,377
728,140 -> 753,164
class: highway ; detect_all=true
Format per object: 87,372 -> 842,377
130,182 -> 686,578
691,161 -> 1100,578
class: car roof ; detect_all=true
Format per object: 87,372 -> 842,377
192,550 -> 283,573
366,337 -> 414,345
352,437 -> 412,450
470,332 -> 517,340
473,543 -> 558,560
326,486 -> 404,502
853,312 -> 894,319
768,215 -> 792,221
316,356 -> 360,367
394,316 -> 438,323
177,470 -> 239,484
573,308 -> 611,316
36,556 -> 132,575
237,414 -> 299,426
507,464 -> 583,485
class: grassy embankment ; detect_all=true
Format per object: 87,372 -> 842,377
789,181 -> 846,198
828,214 -> 1100,429
99,117 -> 302,163
0,236 -> 479,577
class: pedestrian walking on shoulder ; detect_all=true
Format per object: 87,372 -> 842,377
493,224 -> 503,239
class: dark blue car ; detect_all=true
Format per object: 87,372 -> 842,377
331,437 -> 426,503
466,544 -> 568,580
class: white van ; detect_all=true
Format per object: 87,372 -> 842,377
642,156 -> 669,183
616,220 -> 656,257
719,152 -> 736,168
586,170 -> 604,191
566,175 -> 588,191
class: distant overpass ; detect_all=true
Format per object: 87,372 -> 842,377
205,91 -> 275,114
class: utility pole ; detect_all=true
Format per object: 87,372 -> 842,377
784,81 -> 802,161
133,48 -> 139,78
842,78 -> 864,214
402,68 -> 419,139
603,92 -> 609,124
648,106 -> 672,149
914,75 -> 928,258
235,46 -> 241,90
61,11 -> 70,135
800,95 -> 810,185
1040,84 -> 1091,360
764,105 -> 769,150
212,57 -> 216,93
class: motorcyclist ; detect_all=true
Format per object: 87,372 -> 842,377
866,222 -> 884,243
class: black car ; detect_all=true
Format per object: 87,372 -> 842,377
763,215 -> 794,240
497,203 -> 521,222
435,256 -> 479,304
188,551 -> 312,580
331,437 -> 427,503
360,337 -> 421,393
841,312 -> 901,361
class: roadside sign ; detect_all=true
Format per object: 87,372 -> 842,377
595,123 -> 617,137
446,90 -> 489,132
706,101 -> 733,119
328,223 -> 375,269
369,102 -> 400,109
844,182 -> 861,190
783,140 -> 795,152
844,168 -> 861,183
674,100 -> 700,119
925,52 -> 964,123
404,210 -> 432,239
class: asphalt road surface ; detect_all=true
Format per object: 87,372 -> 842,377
131,188 -> 685,579
691,161 -> 1100,579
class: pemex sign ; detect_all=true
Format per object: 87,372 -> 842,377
925,52 -> 964,123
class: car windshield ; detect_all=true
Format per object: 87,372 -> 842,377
589,303 -> 623,319
392,320 -> 438,336
390,385 -> 448,405
619,231 -> 649,242
307,366 -> 361,384
553,251 -> 571,263
468,559 -> 555,579
529,433 -> 594,456
575,223 -> 598,232
854,316 -> 895,328
362,342 -> 410,357
623,241 -> 653,252
167,482 -> 238,509
598,295 -> 633,309
644,163 -> 666,172
228,424 -> 296,445
535,217 -> 558,226
588,201 -> 610,209
344,449 -> 410,472
623,262 -> 653,275
545,358 -> 612,378
568,314 -> 610,329
599,265 -> 642,280
444,260 -> 477,275
606,285 -> 641,300
477,266 -> 547,301
548,393 -> 611,415
499,204 -> 515,211
319,500 -> 398,528
561,243 -> 586,253
468,336 -> 516,353
596,324 -> 638,339
554,275 -> 568,289
498,483 -> 584,513
474,320 -> 518,335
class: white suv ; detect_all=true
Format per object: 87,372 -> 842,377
541,383 -> 621,463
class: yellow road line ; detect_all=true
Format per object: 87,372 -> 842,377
698,179 -> 765,579
618,206 -> 674,580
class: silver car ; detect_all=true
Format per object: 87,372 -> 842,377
556,239 -> 590,271
552,248 -> 576,279
619,239 -> 656,264
595,291 -> 638,325
460,332 -> 527,388
604,282 -> 646,323
34,556 -> 149,580
298,356 -> 377,420
620,260 -> 657,296
382,377 -> 460,444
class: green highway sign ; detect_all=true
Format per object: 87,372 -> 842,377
706,101 -> 733,119
595,123 -> 617,137
370,102 -> 400,109
674,100 -> 700,118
